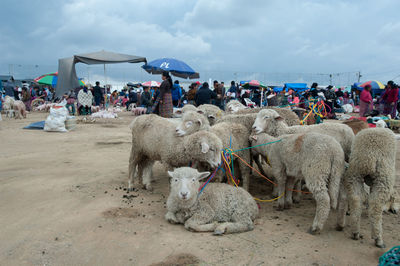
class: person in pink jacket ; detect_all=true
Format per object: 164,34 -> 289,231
359,84 -> 373,117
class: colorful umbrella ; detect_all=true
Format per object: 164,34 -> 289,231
249,80 -> 260,87
142,58 -> 199,79
34,72 -> 85,87
141,81 -> 161,87
360,80 -> 385,90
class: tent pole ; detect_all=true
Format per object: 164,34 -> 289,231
104,64 -> 107,85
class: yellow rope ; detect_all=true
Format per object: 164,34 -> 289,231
254,191 -> 285,202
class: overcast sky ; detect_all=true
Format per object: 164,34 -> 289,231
1,0 -> 400,85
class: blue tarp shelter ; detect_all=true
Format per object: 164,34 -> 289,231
284,83 -> 309,92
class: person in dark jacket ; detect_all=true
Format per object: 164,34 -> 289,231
126,88 -> 138,110
195,82 -> 217,106
3,79 -> 15,98
140,87 -> 152,113
93,81 -> 103,106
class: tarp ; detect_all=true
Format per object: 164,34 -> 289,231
56,50 -> 146,98
284,83 -> 309,92
23,121 -> 45,130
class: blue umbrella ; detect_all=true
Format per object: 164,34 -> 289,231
142,58 -> 199,79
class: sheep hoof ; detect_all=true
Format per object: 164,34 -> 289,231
144,184 -> 153,191
336,225 -> 344,231
352,232 -> 360,240
308,227 -> 321,235
375,240 -> 385,248
389,209 -> 398,214
276,205 -> 284,211
213,229 -> 225,236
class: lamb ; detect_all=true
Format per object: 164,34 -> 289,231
128,114 -> 223,191
175,111 -> 251,189
165,167 -> 258,235
342,119 -> 369,135
250,132 -> 345,234
252,109 -> 354,160
2,96 -> 15,117
13,101 -> 27,119
339,128 -> 397,248
173,104 -> 198,117
131,107 -> 147,116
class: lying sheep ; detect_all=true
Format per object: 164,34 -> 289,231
128,114 -> 223,191
250,132 -> 345,234
339,128 -> 396,248
165,167 -> 258,235
226,100 -> 246,113
342,119 -> 369,135
13,101 -> 27,119
175,111 -> 251,190
252,109 -> 354,160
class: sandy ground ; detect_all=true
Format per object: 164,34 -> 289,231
0,111 -> 399,266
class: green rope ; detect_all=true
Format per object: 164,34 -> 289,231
233,139 -> 282,153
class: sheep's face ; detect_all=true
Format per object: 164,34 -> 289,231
176,112 -> 208,137
168,167 -> 210,201
198,137 -> 222,169
252,109 -> 282,134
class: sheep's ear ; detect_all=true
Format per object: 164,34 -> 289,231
196,119 -> 202,126
208,115 -> 216,120
250,135 -> 258,141
167,171 -> 174,178
201,142 -> 210,153
197,110 -> 204,115
197,171 -> 210,181
274,116 -> 284,121
175,109 -> 182,114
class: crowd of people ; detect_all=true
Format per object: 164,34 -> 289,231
1,74 -> 399,120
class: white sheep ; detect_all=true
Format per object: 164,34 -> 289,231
13,101 -> 27,119
173,104 -> 198,117
197,104 -> 225,125
165,167 -> 259,235
339,128 -> 397,248
175,111 -> 252,190
250,132 -> 345,235
3,96 -> 15,118
252,109 -> 354,160
128,114 -> 223,191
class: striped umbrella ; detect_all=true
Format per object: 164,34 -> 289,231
142,81 -> 161,87
360,80 -> 385,90
34,72 -> 85,87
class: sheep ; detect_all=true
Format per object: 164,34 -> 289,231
128,114 -> 223,191
131,107 -> 147,116
373,119 -> 387,128
342,119 -> 369,135
197,104 -> 224,125
165,167 -> 259,235
173,104 -> 198,117
175,111 -> 252,190
250,132 -> 345,234
252,109 -> 354,160
339,128 -> 397,248
3,96 -> 15,118
226,100 -> 300,126
13,101 -> 27,119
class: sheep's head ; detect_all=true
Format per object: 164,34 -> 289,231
226,100 -> 246,113
168,167 -> 210,201
190,132 -> 222,168
252,109 -> 283,134
175,111 -> 209,137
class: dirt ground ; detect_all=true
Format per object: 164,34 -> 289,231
0,111 -> 399,266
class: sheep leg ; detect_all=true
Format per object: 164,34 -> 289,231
369,182 -> 391,248
214,216 -> 254,235
254,155 -> 270,178
165,211 -> 179,224
184,205 -> 216,232
284,176 -> 297,209
346,175 -> 364,241
274,168 -> 287,211
142,160 -> 155,191
293,180 -> 302,203
238,155 -> 251,191
306,178 -> 331,235
336,184 -> 348,231
128,146 -> 139,191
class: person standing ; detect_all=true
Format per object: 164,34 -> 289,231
21,87 -> 31,111
359,84 -> 373,117
382,81 -> 398,118
153,71 -> 173,118
77,86 -> 93,115
126,87 -> 138,110
187,83 -> 198,105
93,81 -> 103,107
226,81 -> 237,103
171,80 -> 182,107
195,82 -> 217,106
213,80 -> 225,110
